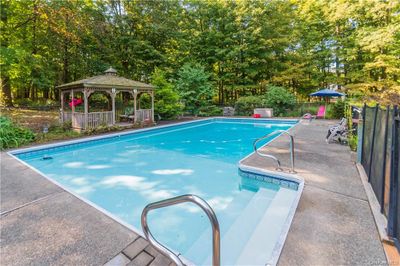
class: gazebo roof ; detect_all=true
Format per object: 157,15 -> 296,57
56,67 -> 154,90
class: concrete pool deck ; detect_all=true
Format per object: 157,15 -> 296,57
0,119 -> 387,265
242,119 -> 387,265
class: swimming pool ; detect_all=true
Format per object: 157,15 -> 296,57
11,118 -> 303,265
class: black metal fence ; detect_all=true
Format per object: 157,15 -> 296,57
360,104 -> 400,248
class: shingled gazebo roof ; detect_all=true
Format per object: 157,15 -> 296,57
56,67 -> 154,90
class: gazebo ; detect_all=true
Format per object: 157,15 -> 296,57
57,67 -> 154,130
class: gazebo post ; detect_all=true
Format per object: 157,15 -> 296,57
60,92 -> 64,123
84,88 -> 89,129
111,88 -> 116,125
133,89 -> 138,123
71,89 -> 75,129
151,91 -> 154,122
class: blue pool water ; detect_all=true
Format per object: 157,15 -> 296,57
14,118 -> 300,265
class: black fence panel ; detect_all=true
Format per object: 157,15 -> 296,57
383,109 -> 394,216
360,105 -> 399,250
361,106 -> 376,177
369,109 -> 388,207
388,106 -> 400,247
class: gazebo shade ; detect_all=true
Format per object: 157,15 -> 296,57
309,89 -> 345,97
57,67 -> 155,130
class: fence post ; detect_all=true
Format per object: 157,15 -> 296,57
388,106 -> 399,237
380,106 -> 390,213
368,104 -> 379,181
361,103 -> 367,163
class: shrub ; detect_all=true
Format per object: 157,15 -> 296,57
331,99 -> 346,119
0,116 -> 35,149
13,98 -> 59,109
234,96 -> 265,116
151,68 -> 183,120
176,63 -> 214,115
263,86 -> 296,116
349,135 -> 358,151
198,105 -> 222,117
84,124 -> 124,135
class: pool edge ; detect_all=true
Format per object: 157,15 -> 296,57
7,117 -> 301,266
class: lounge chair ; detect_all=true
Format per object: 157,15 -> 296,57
326,118 -> 347,143
316,105 -> 326,119
302,113 -> 314,121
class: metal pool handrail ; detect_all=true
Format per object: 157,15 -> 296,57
253,130 -> 296,173
141,194 -> 221,266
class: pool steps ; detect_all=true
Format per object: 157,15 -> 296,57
235,186 -> 298,265
184,189 -> 255,261
202,188 -> 276,265
186,185 -> 298,265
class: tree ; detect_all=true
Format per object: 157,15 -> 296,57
264,86 -> 296,116
1,0 -> 399,107
151,68 -> 182,119
175,63 -> 214,115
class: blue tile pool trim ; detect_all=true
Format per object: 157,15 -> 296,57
238,168 -> 299,191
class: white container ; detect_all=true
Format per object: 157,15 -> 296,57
254,108 -> 273,118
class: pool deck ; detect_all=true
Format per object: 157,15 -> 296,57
0,119 -> 387,265
241,119 -> 387,265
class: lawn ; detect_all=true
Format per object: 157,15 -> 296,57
1,108 -> 60,132
1,108 -> 82,148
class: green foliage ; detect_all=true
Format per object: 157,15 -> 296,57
84,125 -> 124,135
331,100 -> 346,119
89,93 -> 110,111
263,86 -> 296,116
0,116 -> 35,149
176,63 -> 214,115
2,0 -> 399,109
151,68 -> 183,120
348,135 -> 358,152
234,96 -> 265,116
13,98 -> 58,108
198,105 -> 222,117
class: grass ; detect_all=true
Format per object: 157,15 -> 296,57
0,108 -> 82,149
1,108 -> 59,132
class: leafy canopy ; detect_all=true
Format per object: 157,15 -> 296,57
264,86 -> 296,116
151,68 -> 182,120
176,63 -> 214,115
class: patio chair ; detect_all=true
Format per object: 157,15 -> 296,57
326,118 -> 348,143
316,105 -> 326,119
119,107 -> 134,121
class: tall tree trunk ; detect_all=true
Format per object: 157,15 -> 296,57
1,77 -> 13,107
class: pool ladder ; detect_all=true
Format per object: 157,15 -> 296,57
253,130 -> 296,173
141,194 -> 220,266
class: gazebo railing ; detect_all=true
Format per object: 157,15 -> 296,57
87,111 -> 113,128
137,109 -> 152,122
62,111 -> 73,123
62,109 -> 150,129
72,112 -> 85,129
62,111 -> 113,129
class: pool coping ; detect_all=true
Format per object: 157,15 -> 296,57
7,117 -> 302,266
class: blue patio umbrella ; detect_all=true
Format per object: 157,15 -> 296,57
309,88 -> 345,118
309,89 -> 345,97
